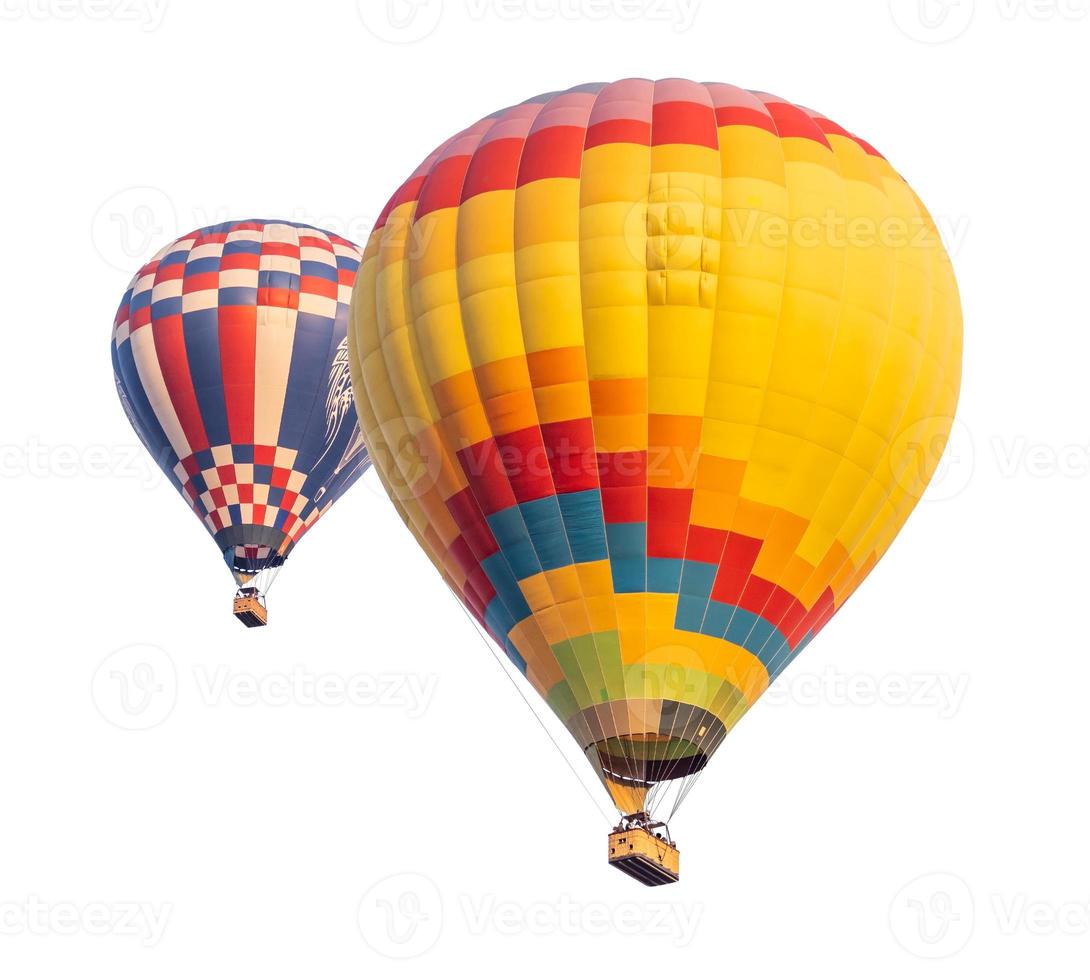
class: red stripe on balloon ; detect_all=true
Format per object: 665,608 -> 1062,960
376,174 -> 427,230
762,100 -> 832,148
602,486 -> 645,523
461,137 -> 523,200
446,485 -> 501,557
714,106 -> 777,134
684,525 -> 727,564
493,427 -> 555,503
584,118 -> 651,149
416,155 -> 472,221
516,126 -> 586,185
651,101 -> 718,149
151,314 -> 209,454
217,305 -> 256,445
539,418 -> 598,495
647,487 -> 693,559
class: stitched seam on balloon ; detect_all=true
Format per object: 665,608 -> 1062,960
649,81 -> 739,803
387,135 -> 533,653
367,198 -> 472,608
460,96 -> 628,776
687,90 -> 790,701
752,138 -> 908,683
714,103 -> 857,702
437,102 -> 617,806
349,225 -> 447,579
569,79 -> 654,811
504,84 -> 648,806
726,126 -> 874,678
409,110 -> 577,720
756,143 -> 952,687
114,266 -> 178,488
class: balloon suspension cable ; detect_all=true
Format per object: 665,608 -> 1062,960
229,551 -> 281,629
448,585 -> 617,825
613,810 -> 675,845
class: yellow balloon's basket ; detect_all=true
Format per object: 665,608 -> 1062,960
233,588 -> 268,628
608,815 -> 679,886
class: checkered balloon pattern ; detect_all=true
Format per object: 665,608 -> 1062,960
112,219 -> 369,586
349,80 -> 962,815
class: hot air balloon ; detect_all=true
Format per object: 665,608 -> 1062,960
348,80 -> 962,883
112,219 -> 370,626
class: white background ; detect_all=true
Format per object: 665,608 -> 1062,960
2,0 -> 1088,975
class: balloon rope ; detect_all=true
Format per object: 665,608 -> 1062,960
448,586 -> 616,826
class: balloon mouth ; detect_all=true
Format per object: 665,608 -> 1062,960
593,741 -> 710,786
573,702 -> 726,815
575,702 -> 725,784
214,525 -> 290,591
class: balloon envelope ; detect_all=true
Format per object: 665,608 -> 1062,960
113,219 -> 369,595
349,80 -> 962,815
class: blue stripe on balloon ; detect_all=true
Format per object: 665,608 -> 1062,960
160,249 -> 191,267
556,490 -> 608,563
519,496 -> 571,571
277,310 -> 332,457
675,594 -> 709,633
765,633 -> 811,683
112,339 -> 179,490
258,269 -> 298,292
185,256 -> 221,276
700,600 -> 732,636
181,307 -> 230,449
724,608 -> 786,668
150,296 -> 182,319
217,287 -> 257,308
483,596 -> 516,644
486,506 -> 541,582
679,558 -> 716,598
673,597 -> 794,671
504,636 -> 528,674
480,552 -> 532,623
300,260 -> 338,282
295,308 -> 363,507
606,522 -> 646,593
647,557 -> 682,593
222,238 -> 260,257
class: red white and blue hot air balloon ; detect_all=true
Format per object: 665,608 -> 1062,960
111,219 -> 369,625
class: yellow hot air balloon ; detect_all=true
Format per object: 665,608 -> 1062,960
349,79 -> 962,884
